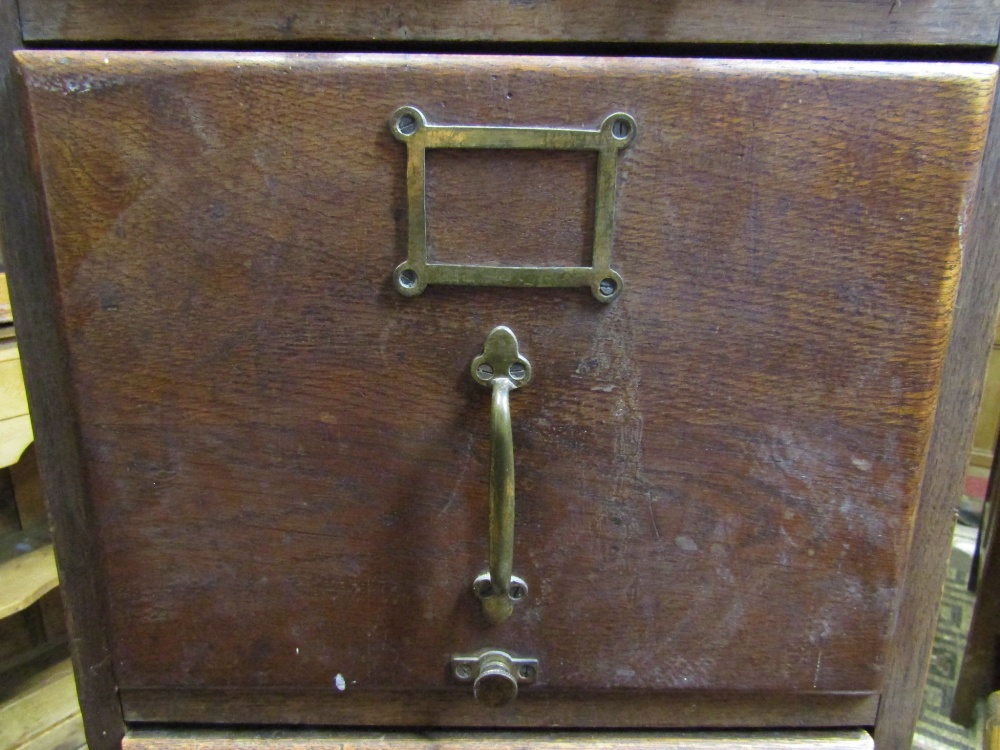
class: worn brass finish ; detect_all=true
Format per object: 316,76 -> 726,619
390,106 -> 635,302
451,649 -> 539,707
471,326 -> 531,625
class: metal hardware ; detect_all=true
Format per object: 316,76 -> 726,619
452,649 -> 539,707
390,106 -> 635,302
471,326 -> 531,625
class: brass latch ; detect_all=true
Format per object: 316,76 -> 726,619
451,649 -> 539,707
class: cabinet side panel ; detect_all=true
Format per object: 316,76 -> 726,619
875,61 -> 1000,750
0,11 -> 125,750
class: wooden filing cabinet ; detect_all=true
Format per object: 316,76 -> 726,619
2,3 -> 1000,750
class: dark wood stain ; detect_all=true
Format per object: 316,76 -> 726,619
0,2 -> 126,748
16,0 -> 1000,46
425,149 -> 596,269
872,46 -> 1000,750
12,51 -> 996,740
120,690 -> 879,730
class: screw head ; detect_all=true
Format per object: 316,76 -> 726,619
455,664 -> 472,680
611,117 -> 631,140
398,268 -> 418,289
599,277 -> 618,297
475,579 -> 494,598
397,114 -> 417,135
518,664 -> 536,680
476,363 -> 495,380
509,583 -> 525,600
508,362 -> 526,381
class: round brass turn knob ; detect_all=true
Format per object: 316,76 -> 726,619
451,649 -> 539,707
473,655 -> 519,707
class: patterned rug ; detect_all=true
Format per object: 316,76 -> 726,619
913,546 -> 981,750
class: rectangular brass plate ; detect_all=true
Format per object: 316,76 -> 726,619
390,107 -> 635,302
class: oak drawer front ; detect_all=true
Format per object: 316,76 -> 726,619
16,52 -> 995,727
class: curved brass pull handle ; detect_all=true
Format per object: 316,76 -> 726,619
471,326 -> 531,624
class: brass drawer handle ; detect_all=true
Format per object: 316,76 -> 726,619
471,326 -> 531,624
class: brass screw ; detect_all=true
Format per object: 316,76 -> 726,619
398,268 -> 418,288
476,579 -> 494,597
397,114 -> 417,135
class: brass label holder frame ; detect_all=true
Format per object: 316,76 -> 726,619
390,106 -> 636,303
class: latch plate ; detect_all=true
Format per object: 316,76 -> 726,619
451,649 -> 539,707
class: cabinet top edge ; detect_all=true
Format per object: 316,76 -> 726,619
12,49 -> 1000,84
16,0 -> 1000,48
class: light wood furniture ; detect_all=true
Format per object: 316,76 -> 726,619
969,313 -> 1000,470
955,415 -> 1000,726
0,281 -> 34,471
0,322 -> 84,748
1,658 -> 83,750
0,542 -> 57,621
985,692 -> 1000,750
123,731 -> 877,750
4,4 -> 1000,750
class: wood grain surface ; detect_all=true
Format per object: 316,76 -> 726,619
120,689 -> 879,729
0,543 -> 58,619
14,51 -> 996,732
0,341 -> 30,422
123,728 -> 875,750
0,0 -> 125,747
872,48 -> 1000,750
17,0 -> 1000,46
0,657 -> 84,750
